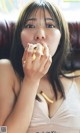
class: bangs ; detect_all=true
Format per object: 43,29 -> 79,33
21,1 -> 60,30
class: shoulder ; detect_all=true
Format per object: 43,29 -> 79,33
0,59 -> 15,80
0,59 -> 12,69
74,70 -> 80,93
60,73 -> 73,93
0,59 -> 20,95
0,59 -> 17,125
61,71 -> 80,93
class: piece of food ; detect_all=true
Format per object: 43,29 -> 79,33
27,43 -> 44,60
40,91 -> 54,104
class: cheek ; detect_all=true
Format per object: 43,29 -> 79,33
49,30 -> 61,56
21,30 -> 31,49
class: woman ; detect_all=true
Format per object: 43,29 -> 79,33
0,0 -> 80,133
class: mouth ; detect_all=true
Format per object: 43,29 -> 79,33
27,43 -> 44,60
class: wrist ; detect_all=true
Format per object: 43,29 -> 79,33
23,76 -> 40,84
22,76 -> 40,91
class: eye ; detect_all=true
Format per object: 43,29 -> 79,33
24,24 -> 35,28
46,24 -> 56,28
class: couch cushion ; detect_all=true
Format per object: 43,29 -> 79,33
0,18 -> 15,59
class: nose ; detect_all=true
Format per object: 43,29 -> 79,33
34,28 -> 46,41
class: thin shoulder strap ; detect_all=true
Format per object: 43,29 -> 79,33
74,71 -> 80,93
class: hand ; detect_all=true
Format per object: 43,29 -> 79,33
22,43 -> 52,81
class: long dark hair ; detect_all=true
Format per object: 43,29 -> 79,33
10,1 -> 70,99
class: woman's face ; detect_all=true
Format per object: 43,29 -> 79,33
21,8 -> 61,57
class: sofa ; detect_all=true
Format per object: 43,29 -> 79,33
0,17 -> 80,71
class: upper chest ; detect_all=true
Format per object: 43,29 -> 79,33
30,84 -> 80,129
34,81 -> 80,120
36,77 -> 74,118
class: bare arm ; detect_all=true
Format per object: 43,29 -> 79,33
0,45 -> 52,133
0,60 -> 16,125
4,76 -> 40,133
0,60 -> 40,133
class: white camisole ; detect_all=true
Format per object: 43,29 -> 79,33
27,81 -> 80,133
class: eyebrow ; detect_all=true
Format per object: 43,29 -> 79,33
26,18 -> 55,21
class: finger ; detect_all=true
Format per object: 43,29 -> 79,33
42,42 -> 49,56
41,55 -> 52,74
27,43 -> 35,53
36,43 -> 44,55
22,48 -> 28,64
32,52 -> 41,69
39,42 -> 49,66
40,53 -> 49,67
32,43 -> 44,61
34,51 -> 42,62
22,48 -> 33,67
39,55 -> 52,72
22,43 -> 35,64
26,51 -> 33,64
